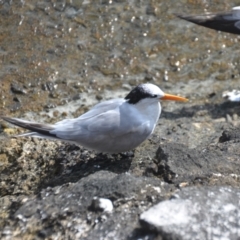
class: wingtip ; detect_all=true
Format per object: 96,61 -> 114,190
174,12 -> 193,20
173,13 -> 182,18
1,116 -> 12,126
1,116 -> 10,120
175,13 -> 198,23
1,116 -> 17,125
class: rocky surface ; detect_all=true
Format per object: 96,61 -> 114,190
155,135 -> 240,185
1,0 -> 240,240
6,171 -> 170,239
140,186 -> 240,240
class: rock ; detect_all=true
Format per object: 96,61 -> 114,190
219,127 -> 240,143
10,83 -> 27,95
155,140 -> 240,184
140,199 -> 193,231
140,186 -> 240,240
4,171 -> 170,239
91,197 -> 113,213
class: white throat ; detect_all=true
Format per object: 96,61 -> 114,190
134,100 -> 161,123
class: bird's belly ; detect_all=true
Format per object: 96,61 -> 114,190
76,122 -> 154,153
112,131 -> 150,152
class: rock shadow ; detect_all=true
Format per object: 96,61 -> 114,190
37,144 -> 133,190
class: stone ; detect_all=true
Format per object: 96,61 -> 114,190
140,186 -> 240,240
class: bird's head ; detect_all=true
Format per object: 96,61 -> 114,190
125,83 -> 188,105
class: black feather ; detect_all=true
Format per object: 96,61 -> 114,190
125,84 -> 156,104
176,12 -> 240,35
2,117 -> 58,138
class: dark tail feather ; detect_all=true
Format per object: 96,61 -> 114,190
175,12 -> 240,35
2,117 -> 57,138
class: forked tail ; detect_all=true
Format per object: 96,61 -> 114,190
2,117 -> 58,139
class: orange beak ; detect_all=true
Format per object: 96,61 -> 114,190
161,93 -> 188,102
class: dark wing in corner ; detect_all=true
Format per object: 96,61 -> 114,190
176,9 -> 240,35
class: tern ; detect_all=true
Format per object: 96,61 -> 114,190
176,6 -> 240,35
2,83 -> 188,153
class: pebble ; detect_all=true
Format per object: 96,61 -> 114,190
11,83 -> 27,94
222,89 -> 240,102
91,197 -> 113,213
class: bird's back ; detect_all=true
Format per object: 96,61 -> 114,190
51,98 -> 160,153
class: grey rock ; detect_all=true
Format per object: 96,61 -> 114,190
140,186 -> 240,240
10,83 -> 27,95
219,127 -> 240,143
10,171 -> 170,239
155,140 -> 240,184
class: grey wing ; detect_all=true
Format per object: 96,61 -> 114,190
51,99 -> 144,141
77,99 -> 124,120
51,110 -> 123,141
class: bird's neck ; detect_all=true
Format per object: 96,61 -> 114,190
134,101 -> 161,122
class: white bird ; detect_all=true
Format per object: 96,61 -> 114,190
2,83 -> 188,153
176,6 -> 240,35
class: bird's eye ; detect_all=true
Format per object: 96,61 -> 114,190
153,94 -> 158,98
